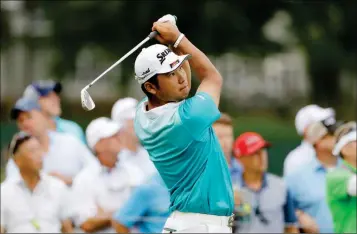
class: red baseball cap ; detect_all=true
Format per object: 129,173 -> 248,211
233,132 -> 271,158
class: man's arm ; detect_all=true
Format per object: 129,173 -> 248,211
61,219 -> 73,233
176,37 -> 222,106
295,210 -> 319,233
48,172 -> 73,186
152,22 -> 223,106
0,226 -> 5,233
112,185 -> 151,233
283,190 -> 299,233
80,208 -> 113,233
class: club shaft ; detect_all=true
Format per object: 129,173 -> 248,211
86,36 -> 151,89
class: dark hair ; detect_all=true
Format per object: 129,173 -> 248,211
7,133 -> 32,159
141,74 -> 159,100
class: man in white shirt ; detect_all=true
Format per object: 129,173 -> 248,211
6,97 -> 97,185
71,117 -> 141,233
1,132 -> 73,233
283,104 -> 336,176
111,97 -> 157,178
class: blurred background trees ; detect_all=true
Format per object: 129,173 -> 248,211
7,0 -> 354,107
1,0 -> 356,175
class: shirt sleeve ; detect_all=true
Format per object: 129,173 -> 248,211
58,182 -> 74,221
70,172 -> 99,226
0,185 -> 6,228
5,159 -> 20,179
326,169 -> 352,201
283,189 -> 298,226
113,186 -> 151,228
178,92 -> 221,140
72,136 -> 97,168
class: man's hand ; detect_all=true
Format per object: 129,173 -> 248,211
152,22 -> 181,45
48,172 -> 73,186
296,210 -> 319,233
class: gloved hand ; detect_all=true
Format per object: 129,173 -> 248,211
157,14 -> 177,25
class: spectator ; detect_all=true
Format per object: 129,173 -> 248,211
111,97 -> 157,178
284,105 -> 335,176
1,132 -> 73,233
5,97 -> 97,185
285,117 -> 341,233
212,113 -> 242,185
71,117 -> 142,233
23,80 -> 86,144
112,173 -> 170,233
232,132 -> 298,233
326,122 -> 356,234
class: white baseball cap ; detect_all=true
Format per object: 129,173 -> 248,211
86,117 -> 122,150
134,44 -> 191,85
111,97 -> 138,123
295,104 -> 335,136
333,130 -> 357,156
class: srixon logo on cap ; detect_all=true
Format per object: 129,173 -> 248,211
157,48 -> 172,64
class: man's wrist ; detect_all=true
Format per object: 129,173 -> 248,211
173,33 -> 185,48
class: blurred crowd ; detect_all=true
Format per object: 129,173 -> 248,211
1,80 -> 356,233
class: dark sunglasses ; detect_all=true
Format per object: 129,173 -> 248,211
8,132 -> 32,158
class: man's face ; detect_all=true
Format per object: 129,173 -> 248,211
213,123 -> 234,164
315,135 -> 336,153
38,91 -> 62,117
238,149 -> 268,173
14,138 -> 44,172
17,110 -> 47,136
147,65 -> 190,102
341,141 -> 357,160
94,132 -> 122,168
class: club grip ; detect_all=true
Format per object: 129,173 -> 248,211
148,31 -> 159,39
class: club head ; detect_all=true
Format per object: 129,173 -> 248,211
81,89 -> 95,111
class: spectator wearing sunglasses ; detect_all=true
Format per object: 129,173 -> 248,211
285,117 -> 343,233
231,132 -> 298,233
23,80 -> 86,144
5,97 -> 97,185
326,122 -> 356,234
1,133 -> 73,233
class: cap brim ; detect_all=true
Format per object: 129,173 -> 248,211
238,141 -> 272,157
157,54 -> 191,74
333,131 -> 356,156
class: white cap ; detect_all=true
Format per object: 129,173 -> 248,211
333,130 -> 357,156
111,97 -> 138,123
295,104 -> 335,136
134,44 -> 191,84
86,117 -> 122,150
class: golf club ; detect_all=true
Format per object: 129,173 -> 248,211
81,15 -> 177,111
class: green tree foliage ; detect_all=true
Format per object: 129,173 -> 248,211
284,0 -> 357,106
6,0 -> 356,105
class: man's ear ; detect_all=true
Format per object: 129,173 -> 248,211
144,82 -> 158,95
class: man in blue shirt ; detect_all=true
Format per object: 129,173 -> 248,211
133,15 -> 234,232
23,80 -> 86,144
112,173 -> 170,233
285,117 -> 342,233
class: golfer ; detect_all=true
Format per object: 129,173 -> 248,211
133,15 -> 234,233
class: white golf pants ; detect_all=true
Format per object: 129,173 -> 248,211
162,211 -> 233,233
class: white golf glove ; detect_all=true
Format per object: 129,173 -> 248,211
158,14 -> 176,25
